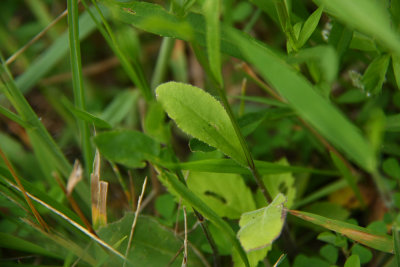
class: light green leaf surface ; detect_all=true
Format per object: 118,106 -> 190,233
94,130 -> 160,168
313,0 -> 400,56
290,210 -> 394,253
68,106 -> 111,129
237,193 -> 287,252
344,255 -> 360,267
262,158 -> 296,208
228,28 -> 376,172
203,0 -> 223,85
233,246 -> 271,267
156,81 -> 247,166
187,172 -> 256,219
393,55 -> 400,90
297,6 -> 323,48
159,171 -> 250,267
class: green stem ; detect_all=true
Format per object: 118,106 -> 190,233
67,0 -> 93,175
151,37 -> 175,89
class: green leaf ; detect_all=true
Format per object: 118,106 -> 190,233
313,0 -> 400,56
156,81 -> 247,166
203,0 -> 223,85
289,210 -> 394,253
69,106 -> 112,129
144,102 -> 170,144
386,114 -> 400,132
351,244 -> 372,264
189,138 -> 216,152
297,6 -> 323,48
228,28 -> 376,172
101,90 -> 139,127
362,54 -> 391,95
394,225 -> 400,266
158,171 -> 249,267
382,157 -> 400,179
330,152 -> 364,206
293,254 -> 330,267
233,246 -> 271,267
328,21 -> 353,59
187,172 -> 256,219
344,255 -> 360,267
262,158 -> 296,208
97,214 -> 204,266
237,193 -> 287,252
393,54 -> 400,90
94,130 -> 160,168
164,158 -> 337,176
319,244 -> 338,264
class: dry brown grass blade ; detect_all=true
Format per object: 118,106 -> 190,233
0,147 -> 49,232
123,176 -> 148,267
7,180 -> 126,260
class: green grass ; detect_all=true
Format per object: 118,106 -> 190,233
1,0 -> 400,266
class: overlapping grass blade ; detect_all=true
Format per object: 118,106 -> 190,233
290,210 -> 393,253
227,29 -> 376,172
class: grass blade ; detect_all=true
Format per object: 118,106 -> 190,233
289,210 -> 393,253
228,28 -> 376,172
67,0 -> 93,174
203,0 -> 223,85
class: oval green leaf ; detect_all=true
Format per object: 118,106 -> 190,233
94,130 -> 160,168
156,81 -> 247,166
237,193 -> 287,252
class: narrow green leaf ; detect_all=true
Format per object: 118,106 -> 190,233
68,106 -> 112,129
362,54 -> 390,95
187,172 -> 256,219
101,90 -> 139,126
0,232 -> 60,259
163,158 -> 337,176
328,21 -> 353,59
237,193 -> 287,252
344,255 -> 360,267
289,210 -> 394,253
330,152 -> 364,206
203,0 -> 223,85
393,54 -> 400,90
159,171 -> 250,267
313,0 -> 400,56
94,130 -> 160,168
386,114 -> 400,132
228,28 -> 376,172
156,81 -> 247,166
297,6 -> 323,48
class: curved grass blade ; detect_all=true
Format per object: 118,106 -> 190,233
289,210 -> 393,253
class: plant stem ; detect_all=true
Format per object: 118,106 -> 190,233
67,0 -> 93,175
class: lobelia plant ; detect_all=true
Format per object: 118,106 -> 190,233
1,0 -> 400,266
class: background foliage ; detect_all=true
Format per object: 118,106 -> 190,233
0,0 -> 400,266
